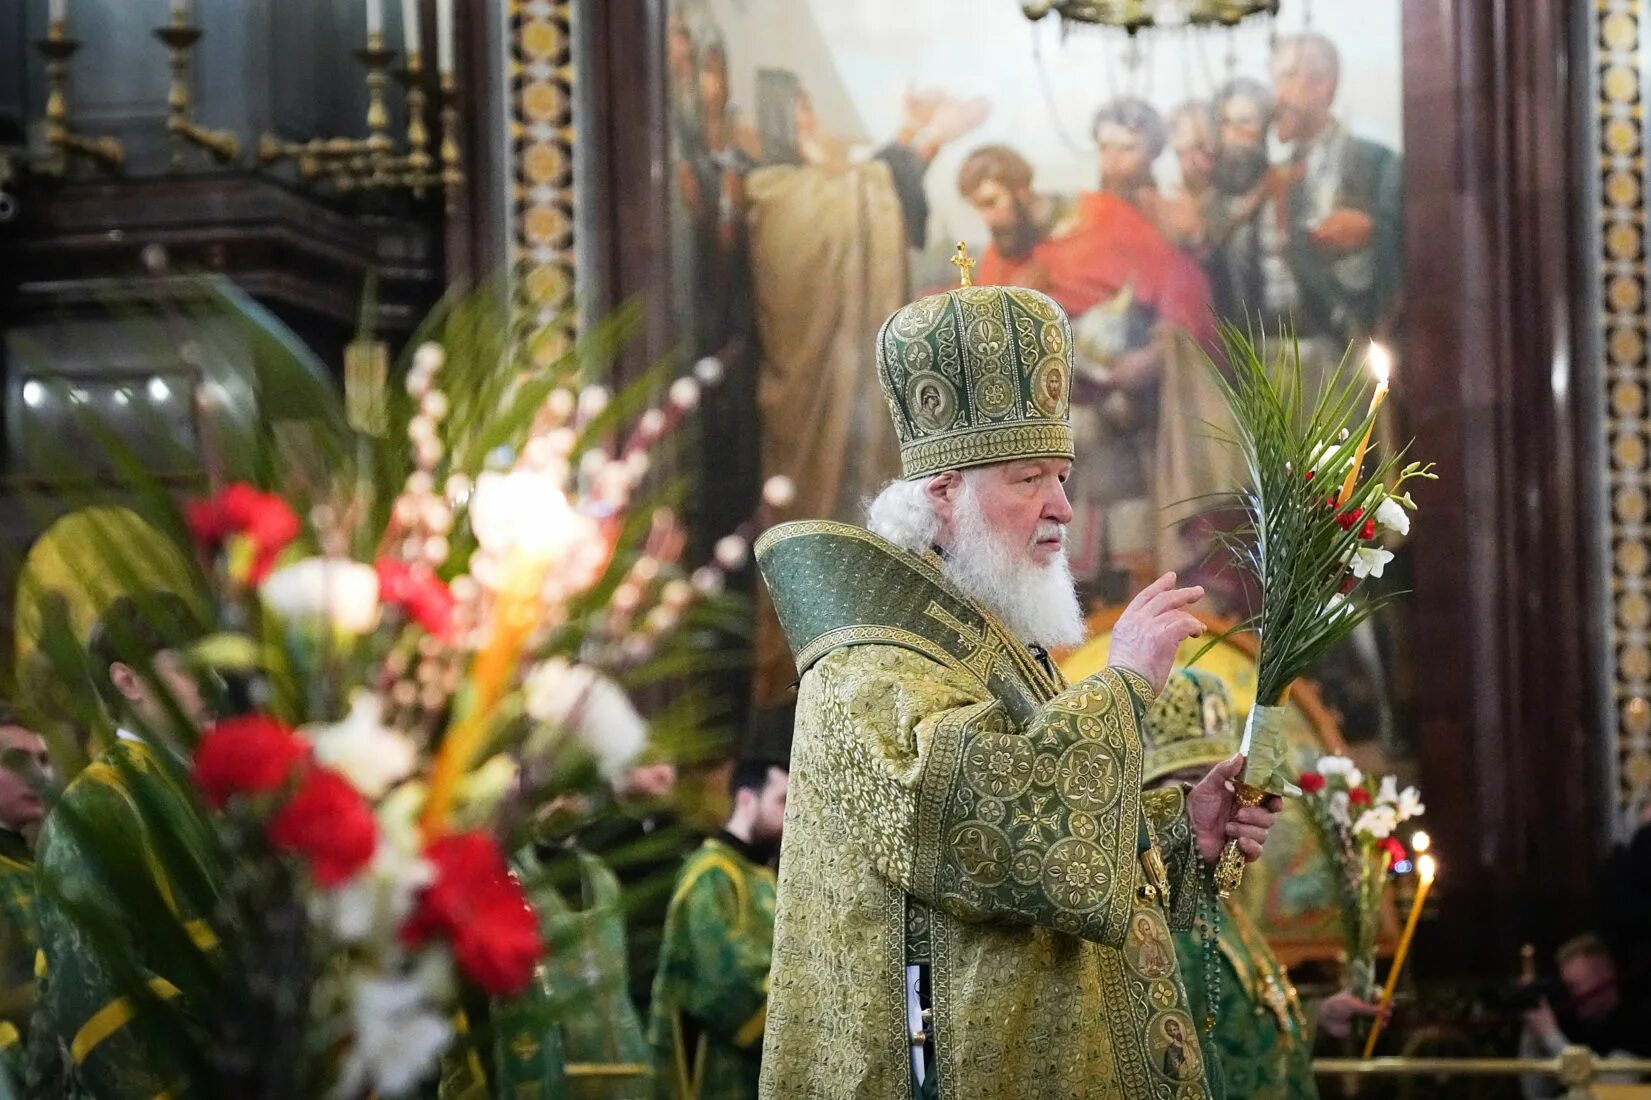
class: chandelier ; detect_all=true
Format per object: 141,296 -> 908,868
1020,1 -> 1279,33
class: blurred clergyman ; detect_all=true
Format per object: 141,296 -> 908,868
649,760 -> 787,1100
0,702 -> 52,1061
1143,670 -> 1383,1099
30,593 -> 221,1097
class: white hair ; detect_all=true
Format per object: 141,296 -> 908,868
865,471 -> 1085,648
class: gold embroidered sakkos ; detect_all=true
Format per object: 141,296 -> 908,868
756,521 -> 1213,1100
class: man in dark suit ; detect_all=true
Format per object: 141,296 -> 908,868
1271,32 -> 1403,345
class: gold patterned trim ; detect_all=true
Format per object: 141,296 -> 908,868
899,422 -> 1075,479
71,977 -> 183,1065
1144,739 -> 1233,785
1596,0 -> 1651,824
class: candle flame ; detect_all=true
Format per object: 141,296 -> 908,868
1411,829 -> 1431,853
1367,341 -> 1393,386
1417,853 -> 1437,883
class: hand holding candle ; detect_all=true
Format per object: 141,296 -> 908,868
1362,852 -> 1435,1057
1337,342 -> 1393,507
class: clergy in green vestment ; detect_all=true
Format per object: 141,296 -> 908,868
649,761 -> 786,1100
0,704 -> 52,1084
1141,669 -> 1386,1100
755,263 -> 1284,1100
30,593 -> 223,1099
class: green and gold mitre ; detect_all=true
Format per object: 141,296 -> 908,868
876,244 -> 1074,480
1143,668 -> 1237,784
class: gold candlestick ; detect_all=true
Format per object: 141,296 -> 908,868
1362,853 -> 1435,1057
438,71 -> 463,212
395,52 -> 434,196
154,16 -> 240,167
354,33 -> 397,187
36,21 -> 125,177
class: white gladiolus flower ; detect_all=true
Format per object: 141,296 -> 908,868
1353,805 -> 1399,840
1397,786 -> 1426,821
1307,440 -> 1355,478
1328,790 -> 1351,827
311,694 -> 418,800
337,973 -> 453,1098
1345,546 -> 1394,580
1318,755 -> 1364,790
469,470 -> 596,562
1377,775 -> 1400,806
1375,497 -> 1411,537
260,558 -> 380,634
524,659 -> 648,780
312,840 -> 434,945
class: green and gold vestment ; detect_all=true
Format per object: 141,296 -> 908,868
30,739 -> 222,1099
756,520 -> 1213,1100
648,835 -> 775,1100
0,829 -> 37,1085
1173,902 -> 1315,1100
1143,669 -> 1317,1100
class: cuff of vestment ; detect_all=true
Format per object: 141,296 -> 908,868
1110,666 -> 1157,704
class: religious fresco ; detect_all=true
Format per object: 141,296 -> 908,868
666,0 -> 1407,740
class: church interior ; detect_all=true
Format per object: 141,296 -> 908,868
0,1 -> 1647,1097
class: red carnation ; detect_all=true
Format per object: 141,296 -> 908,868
375,558 -> 456,640
1336,507 -> 1365,532
1304,470 -> 1315,481
268,768 -> 377,886
1360,518 -> 1377,541
403,832 -> 542,996
193,715 -> 309,810
1298,772 -> 1326,794
186,483 -> 301,583
1349,786 -> 1373,806
1379,836 -> 1407,865
1338,574 -> 1358,594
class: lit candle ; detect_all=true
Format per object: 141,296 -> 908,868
170,0 -> 189,20
367,0 -> 384,37
1336,342 -> 1393,507
436,0 -> 455,73
49,0 -> 66,27
1362,852 -> 1435,1057
402,0 -> 422,61
1411,829 -> 1431,853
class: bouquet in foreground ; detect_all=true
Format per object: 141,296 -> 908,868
1201,328 -> 1435,896
1295,758 -> 1426,998
18,285 -> 784,1098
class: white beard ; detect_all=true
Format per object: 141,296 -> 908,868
941,483 -> 1086,648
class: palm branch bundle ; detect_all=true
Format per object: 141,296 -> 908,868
11,279 -> 780,1097
1200,323 -> 1433,892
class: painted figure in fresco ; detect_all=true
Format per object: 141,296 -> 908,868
1161,100 -> 1217,254
650,762 -> 787,1100
743,67 -> 987,708
1270,32 -> 1403,347
1203,77 -> 1291,326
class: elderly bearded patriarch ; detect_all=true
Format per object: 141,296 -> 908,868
756,270 -> 1282,1099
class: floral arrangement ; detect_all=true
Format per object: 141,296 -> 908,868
1200,327 -> 1435,891
20,285 -> 786,1097
1296,755 -> 1426,998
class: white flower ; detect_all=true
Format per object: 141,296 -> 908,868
1328,790 -> 1351,826
1326,592 -> 1354,618
524,659 -> 648,780
1317,755 -> 1365,790
1376,775 -> 1400,806
312,840 -> 434,945
1345,546 -> 1394,580
1397,786 -> 1426,821
1353,804 -> 1399,840
468,470 -> 596,562
1375,497 -> 1411,537
260,558 -> 380,633
310,694 -> 418,799
337,973 -> 453,1098
1307,440 -> 1355,478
